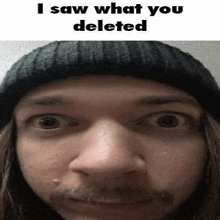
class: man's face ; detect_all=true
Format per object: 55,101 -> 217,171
15,75 -> 206,220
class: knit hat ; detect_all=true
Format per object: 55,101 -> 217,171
1,41 -> 220,130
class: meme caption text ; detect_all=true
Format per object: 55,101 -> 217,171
38,2 -> 183,32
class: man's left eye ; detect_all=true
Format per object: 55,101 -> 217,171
153,114 -> 184,128
140,113 -> 189,129
31,115 -> 76,129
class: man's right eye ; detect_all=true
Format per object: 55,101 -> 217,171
30,114 -> 77,130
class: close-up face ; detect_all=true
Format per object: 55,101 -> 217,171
14,75 -> 207,220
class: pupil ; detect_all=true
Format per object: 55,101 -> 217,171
157,116 -> 179,127
39,117 -> 59,128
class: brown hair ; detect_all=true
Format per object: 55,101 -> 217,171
0,113 -> 220,220
0,120 -> 63,220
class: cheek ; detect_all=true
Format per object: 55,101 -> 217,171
16,137 -> 75,201
143,136 -> 207,204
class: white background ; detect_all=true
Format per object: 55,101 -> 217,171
0,0 -> 220,40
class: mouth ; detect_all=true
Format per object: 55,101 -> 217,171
50,185 -> 174,219
56,196 -> 167,220
63,196 -> 156,215
69,197 -> 153,207
50,189 -> 173,219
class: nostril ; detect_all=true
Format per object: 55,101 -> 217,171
70,169 -> 89,176
138,154 -> 146,161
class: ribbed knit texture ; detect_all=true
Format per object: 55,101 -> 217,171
1,41 -> 220,129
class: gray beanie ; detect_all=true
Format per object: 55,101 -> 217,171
1,41 -> 220,130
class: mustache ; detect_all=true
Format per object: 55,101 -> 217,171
50,184 -> 174,206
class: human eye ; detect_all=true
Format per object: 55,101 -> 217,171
138,112 -> 197,130
148,113 -> 187,128
29,114 -> 77,130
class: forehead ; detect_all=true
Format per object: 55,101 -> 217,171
17,75 -> 198,103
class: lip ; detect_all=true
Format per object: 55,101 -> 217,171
57,198 -> 163,219
71,198 -> 151,205
67,197 -> 153,211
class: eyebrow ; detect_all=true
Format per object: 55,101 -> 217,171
19,97 -> 72,107
137,96 -> 201,108
20,95 -> 201,109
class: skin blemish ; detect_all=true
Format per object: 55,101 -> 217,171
53,179 -> 60,185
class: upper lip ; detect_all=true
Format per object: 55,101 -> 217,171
70,197 -> 153,206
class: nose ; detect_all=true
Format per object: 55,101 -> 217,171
68,119 -> 146,178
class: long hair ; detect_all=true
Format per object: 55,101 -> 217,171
0,119 -> 63,220
0,113 -> 220,220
